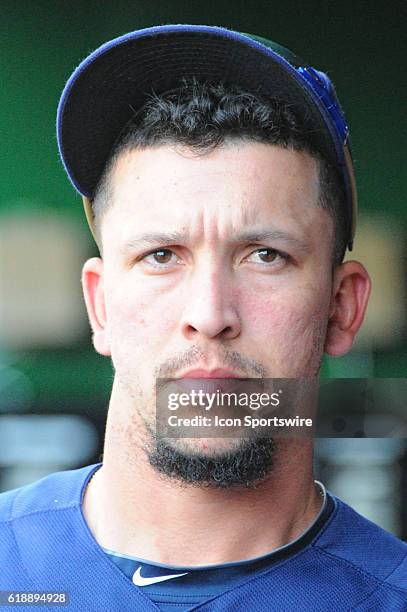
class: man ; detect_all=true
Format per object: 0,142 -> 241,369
0,25 -> 406,611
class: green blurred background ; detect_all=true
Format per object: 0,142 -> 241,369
1,0 -> 406,398
0,0 -> 406,535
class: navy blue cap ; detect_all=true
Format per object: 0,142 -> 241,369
57,24 -> 357,249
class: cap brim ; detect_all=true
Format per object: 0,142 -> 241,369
57,25 -> 343,200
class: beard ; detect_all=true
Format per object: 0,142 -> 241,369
146,436 -> 276,489
115,346 -> 277,489
114,341 -> 324,490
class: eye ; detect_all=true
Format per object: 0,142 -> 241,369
140,248 -> 180,269
244,248 -> 289,266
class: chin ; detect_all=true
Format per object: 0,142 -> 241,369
146,435 -> 276,489
171,436 -> 246,457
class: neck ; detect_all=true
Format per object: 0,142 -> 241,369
83,388 -> 321,566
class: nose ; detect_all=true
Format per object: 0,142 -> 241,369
180,264 -> 241,341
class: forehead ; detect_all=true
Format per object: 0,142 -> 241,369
102,142 -> 330,248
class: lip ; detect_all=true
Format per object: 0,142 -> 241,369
180,368 -> 242,379
174,369 -> 244,395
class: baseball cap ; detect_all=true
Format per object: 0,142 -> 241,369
57,24 -> 357,250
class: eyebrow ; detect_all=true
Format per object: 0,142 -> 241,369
123,232 -> 188,252
228,230 -> 310,253
122,228 -> 310,253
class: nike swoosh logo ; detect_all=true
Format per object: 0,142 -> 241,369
132,566 -> 189,587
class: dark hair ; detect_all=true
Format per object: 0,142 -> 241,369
93,80 -> 347,264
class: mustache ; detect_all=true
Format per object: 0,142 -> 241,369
154,345 -> 268,380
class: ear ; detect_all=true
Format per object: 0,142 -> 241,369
82,257 -> 111,356
324,260 -> 371,356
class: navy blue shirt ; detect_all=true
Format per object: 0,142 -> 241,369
1,464 -> 406,611
104,482 -> 333,611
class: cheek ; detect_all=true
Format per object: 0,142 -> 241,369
246,296 -> 320,340
106,283 -> 178,361
241,283 -> 330,372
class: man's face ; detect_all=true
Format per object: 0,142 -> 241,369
101,141 -> 334,375
87,142 -> 337,483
